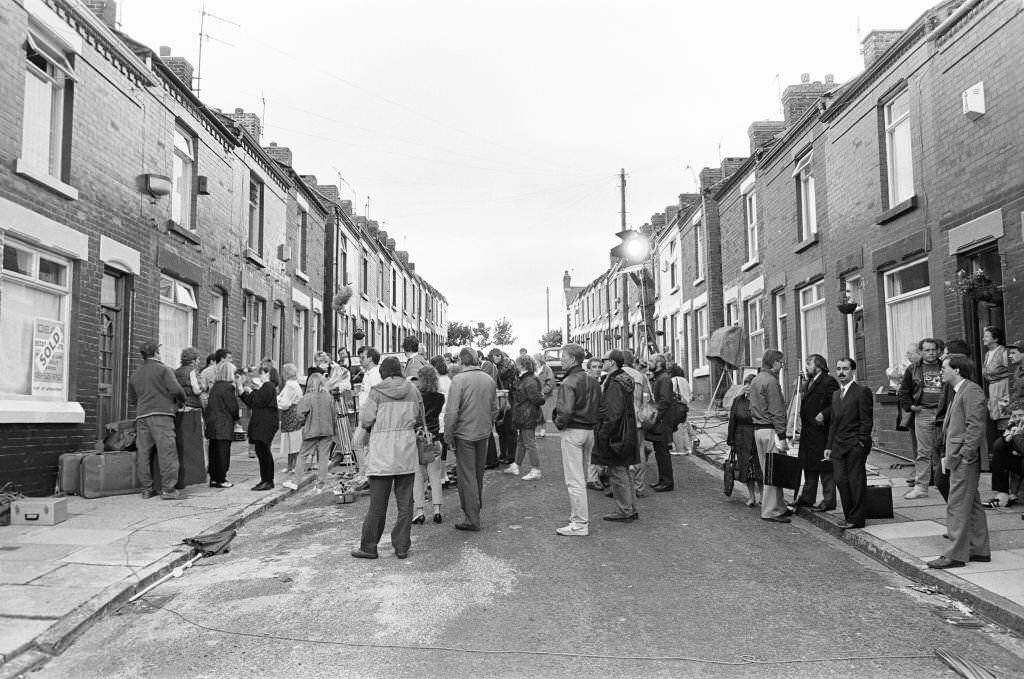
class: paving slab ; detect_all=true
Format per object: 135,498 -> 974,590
862,520 -> 946,540
0,585 -> 94,618
30,563 -> 137,588
0,619 -> 54,665
11,528 -> 133,547
958,570 -> 1024,601
0,544 -> 83,562
0,561 -> 61,585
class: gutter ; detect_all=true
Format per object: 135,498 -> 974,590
927,0 -> 983,40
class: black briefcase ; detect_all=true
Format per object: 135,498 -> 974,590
865,485 -> 894,519
763,452 -> 802,490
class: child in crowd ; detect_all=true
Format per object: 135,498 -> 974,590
296,372 -> 337,493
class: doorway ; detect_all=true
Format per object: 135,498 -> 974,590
98,269 -> 130,438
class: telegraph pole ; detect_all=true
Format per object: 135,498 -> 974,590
619,168 -> 629,352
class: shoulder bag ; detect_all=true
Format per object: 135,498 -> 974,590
415,393 -> 440,465
723,449 -> 737,497
638,378 -> 659,431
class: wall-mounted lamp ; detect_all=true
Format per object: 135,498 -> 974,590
142,174 -> 172,198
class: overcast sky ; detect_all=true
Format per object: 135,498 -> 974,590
118,0 -> 930,351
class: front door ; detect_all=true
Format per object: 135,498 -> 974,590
97,270 -> 129,438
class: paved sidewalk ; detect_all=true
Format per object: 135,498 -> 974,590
0,442 -> 319,676
687,405 -> 1024,636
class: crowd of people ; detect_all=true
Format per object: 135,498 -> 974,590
126,334 -> 698,559
723,328 -> 1024,570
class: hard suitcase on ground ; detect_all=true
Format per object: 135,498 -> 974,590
79,450 -> 140,499
56,451 -> 92,495
12,497 -> 68,525
865,485 -> 894,519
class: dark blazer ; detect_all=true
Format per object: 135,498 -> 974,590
240,381 -> 279,445
204,381 -> 239,441
593,369 -> 639,466
826,381 -> 874,458
799,372 -> 839,471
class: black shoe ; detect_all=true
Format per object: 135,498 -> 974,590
251,481 -> 273,491
140,489 -> 159,499
484,464 -> 499,470
412,514 -> 426,525
604,491 -> 614,498
781,508 -> 795,517
969,554 -> 992,562
603,513 -> 635,522
810,504 -> 835,512
351,549 -> 378,559
586,481 -> 605,491
927,556 -> 965,569
761,516 -> 791,523
454,522 -> 480,532
433,513 -> 442,524
395,552 -> 409,559
652,484 -> 674,492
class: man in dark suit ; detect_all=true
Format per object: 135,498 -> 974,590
927,354 -> 991,569
824,357 -> 874,529
797,354 -> 839,511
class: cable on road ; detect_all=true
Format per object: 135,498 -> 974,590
152,605 -> 944,669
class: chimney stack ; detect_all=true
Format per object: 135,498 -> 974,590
317,185 -> 340,203
225,108 -> 262,141
157,46 -> 195,92
747,120 -> 787,155
563,271 -> 572,290
861,30 -> 903,68
699,167 -> 723,192
84,0 -> 118,29
721,157 -> 748,181
781,75 -> 833,126
263,141 -> 292,167
339,199 -> 353,216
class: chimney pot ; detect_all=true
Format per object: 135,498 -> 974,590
159,46 -> 171,57
269,141 -> 277,147
235,107 -> 244,114
800,73 -> 810,83
825,73 -> 835,84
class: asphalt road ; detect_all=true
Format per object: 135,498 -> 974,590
34,438 -> 1024,678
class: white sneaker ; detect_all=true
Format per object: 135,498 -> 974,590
521,468 -> 542,481
282,480 -> 298,490
503,463 -> 520,475
903,487 -> 929,500
555,523 -> 589,537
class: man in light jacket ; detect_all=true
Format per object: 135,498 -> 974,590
444,348 -> 498,531
553,343 -> 601,536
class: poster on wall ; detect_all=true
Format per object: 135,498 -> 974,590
32,317 -> 66,400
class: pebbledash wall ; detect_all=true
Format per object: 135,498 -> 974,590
565,0 -> 1024,458
0,0 -> 447,495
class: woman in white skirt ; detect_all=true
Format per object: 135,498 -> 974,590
277,363 -> 305,489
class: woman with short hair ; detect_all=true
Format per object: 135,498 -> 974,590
277,363 -> 304,489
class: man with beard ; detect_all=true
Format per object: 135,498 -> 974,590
595,350 -> 640,523
797,354 -> 839,511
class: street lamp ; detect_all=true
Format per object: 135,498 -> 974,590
610,230 -> 650,265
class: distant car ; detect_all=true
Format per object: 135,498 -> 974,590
543,346 -> 564,382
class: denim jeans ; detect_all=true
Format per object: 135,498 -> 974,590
559,428 -> 593,526
360,474 -> 415,555
515,427 -> 539,467
913,409 -> 937,490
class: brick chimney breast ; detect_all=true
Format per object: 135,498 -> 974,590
721,157 -> 748,181
225,109 -> 262,141
748,120 -> 787,155
317,185 -> 340,203
699,168 -> 723,192
263,142 -> 292,167
84,0 -> 118,29
781,77 -> 833,126
862,30 -> 903,69
339,199 -> 353,216
157,47 -> 195,92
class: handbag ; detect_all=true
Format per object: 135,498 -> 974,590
279,404 -> 304,432
763,451 -> 802,490
102,420 -> 137,451
638,379 -> 659,431
416,394 -> 440,465
723,449 -> 737,497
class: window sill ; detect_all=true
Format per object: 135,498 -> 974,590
15,159 -> 79,200
741,259 -> 759,272
294,271 -> 309,283
245,250 -> 265,268
693,366 -> 710,378
360,293 -> 369,302
0,399 -> 85,424
168,221 -> 201,245
794,234 -> 819,253
875,196 -> 918,225
693,277 -> 705,287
